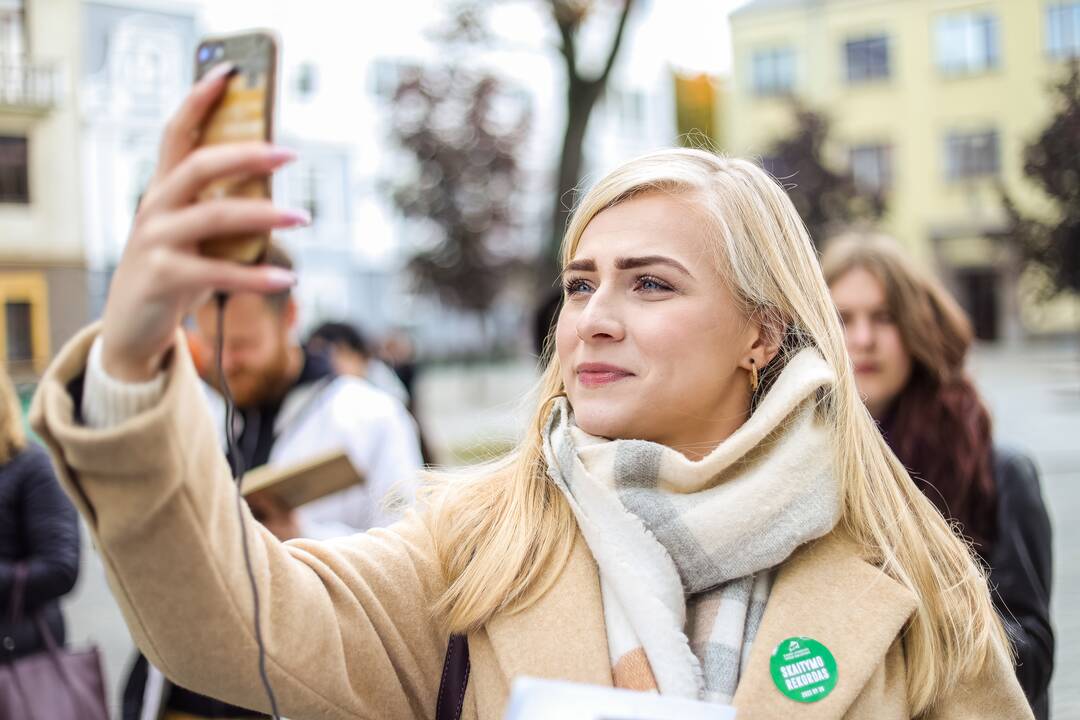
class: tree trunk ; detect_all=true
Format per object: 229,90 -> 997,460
543,79 -> 602,286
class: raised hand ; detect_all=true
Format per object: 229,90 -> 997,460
100,63 -> 308,382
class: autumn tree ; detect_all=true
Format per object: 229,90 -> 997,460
1002,60 -> 1080,300
763,102 -> 885,247
387,65 -> 531,316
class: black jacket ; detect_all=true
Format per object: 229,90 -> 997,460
989,447 -> 1054,720
0,442 -> 81,660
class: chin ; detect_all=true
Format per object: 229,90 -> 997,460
569,403 -> 637,441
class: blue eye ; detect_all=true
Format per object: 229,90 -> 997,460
563,277 -> 592,295
636,275 -> 673,292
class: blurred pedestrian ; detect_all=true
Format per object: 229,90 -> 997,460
121,242 -> 424,720
29,70 -> 1034,720
307,321 -> 409,405
0,365 -> 80,669
308,321 -> 434,464
824,234 -> 1054,719
377,328 -> 419,403
190,242 -> 423,540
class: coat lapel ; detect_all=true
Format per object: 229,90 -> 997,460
732,532 -> 917,719
485,532 -> 613,688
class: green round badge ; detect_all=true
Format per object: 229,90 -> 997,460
769,636 -> 837,703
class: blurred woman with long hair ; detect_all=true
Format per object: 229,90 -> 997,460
0,364 -> 80,669
824,235 -> 1054,718
28,71 -> 1034,719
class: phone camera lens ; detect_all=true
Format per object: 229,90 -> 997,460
213,45 -> 225,59
198,46 -> 211,62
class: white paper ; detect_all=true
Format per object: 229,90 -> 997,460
503,677 -> 737,720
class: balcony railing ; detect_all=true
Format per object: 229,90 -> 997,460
0,60 -> 59,114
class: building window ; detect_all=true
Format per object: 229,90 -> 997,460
295,62 -> 318,99
751,47 -> 795,96
0,136 -> 29,204
845,36 -> 890,83
1047,2 -> 1080,58
944,130 -> 999,181
608,87 -> 646,132
849,144 -> 892,193
0,0 -> 25,63
4,301 -> 32,363
293,163 -> 319,223
0,272 -> 48,375
935,12 -> 1000,75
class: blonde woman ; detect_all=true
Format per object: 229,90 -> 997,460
31,73 -> 1031,719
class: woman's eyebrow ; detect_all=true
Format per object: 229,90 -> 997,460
563,259 -> 597,273
562,255 -> 694,278
615,255 -> 693,277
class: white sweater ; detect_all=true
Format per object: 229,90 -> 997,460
81,337 -> 423,539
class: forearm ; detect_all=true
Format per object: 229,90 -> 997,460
29,325 -> 446,718
0,557 -> 78,611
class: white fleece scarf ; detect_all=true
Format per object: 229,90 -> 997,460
542,348 -> 842,704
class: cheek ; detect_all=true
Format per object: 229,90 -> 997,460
642,308 -> 740,386
880,329 -> 913,384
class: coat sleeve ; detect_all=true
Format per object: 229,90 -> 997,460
988,447 -> 1054,716
29,324 -> 449,720
0,444 -> 81,612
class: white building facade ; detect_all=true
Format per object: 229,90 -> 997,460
78,0 -> 679,358
1,0 -> 86,379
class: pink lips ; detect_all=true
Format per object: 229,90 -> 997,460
576,363 -> 633,388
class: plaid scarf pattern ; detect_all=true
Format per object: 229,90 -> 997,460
542,349 -> 842,703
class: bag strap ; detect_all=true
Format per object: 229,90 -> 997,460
435,634 -> 470,720
7,562 -> 28,625
5,562 -> 62,653
3,563 -> 35,719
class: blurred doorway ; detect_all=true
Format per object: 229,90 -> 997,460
956,267 -> 1000,342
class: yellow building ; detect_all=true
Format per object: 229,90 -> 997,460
726,0 -> 1080,340
0,0 -> 86,380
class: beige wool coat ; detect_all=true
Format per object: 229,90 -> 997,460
31,326 -> 1033,720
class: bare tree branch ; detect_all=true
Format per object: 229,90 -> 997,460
598,0 -> 634,85
553,5 -> 578,74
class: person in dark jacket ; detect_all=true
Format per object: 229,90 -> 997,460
0,364 -> 81,663
824,234 -> 1055,719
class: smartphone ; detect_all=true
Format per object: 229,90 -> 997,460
193,30 -> 278,264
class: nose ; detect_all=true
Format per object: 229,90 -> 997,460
576,287 -> 626,343
846,315 -> 875,351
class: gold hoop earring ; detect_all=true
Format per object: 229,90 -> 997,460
749,359 -> 760,393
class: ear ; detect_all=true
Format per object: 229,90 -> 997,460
739,313 -> 783,373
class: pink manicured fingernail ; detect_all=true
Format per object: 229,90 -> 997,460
264,268 -> 297,288
267,147 -> 298,164
201,62 -> 236,84
278,209 -> 311,227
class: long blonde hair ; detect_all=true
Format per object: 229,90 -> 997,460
426,149 -> 1007,714
0,364 -> 28,465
